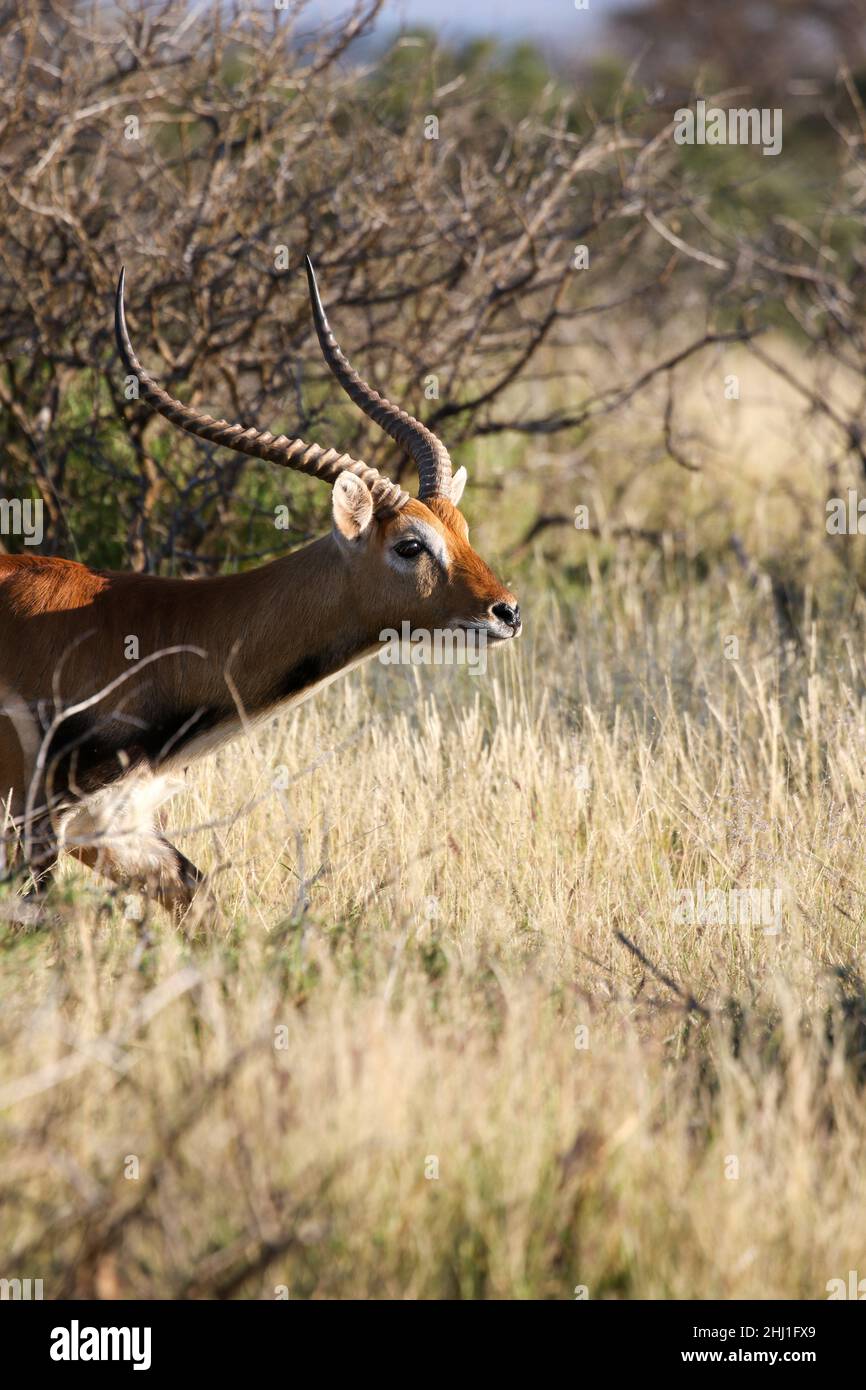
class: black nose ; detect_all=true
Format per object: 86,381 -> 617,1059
492,601 -> 520,630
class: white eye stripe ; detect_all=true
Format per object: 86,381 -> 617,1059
389,519 -> 450,567
407,521 -> 450,570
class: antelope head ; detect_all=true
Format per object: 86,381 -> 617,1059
114,259 -> 521,653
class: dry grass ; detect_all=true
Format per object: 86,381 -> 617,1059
3,541 -> 866,1298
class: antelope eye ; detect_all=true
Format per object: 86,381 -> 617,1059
394,538 -> 423,559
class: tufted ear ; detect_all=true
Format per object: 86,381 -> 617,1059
332,471 -> 374,541
450,465 -> 468,507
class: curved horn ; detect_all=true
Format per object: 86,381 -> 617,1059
114,269 -> 410,515
304,256 -> 453,502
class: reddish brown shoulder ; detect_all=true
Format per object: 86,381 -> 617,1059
0,553 -> 107,615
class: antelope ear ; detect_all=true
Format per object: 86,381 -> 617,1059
450,465 -> 468,507
332,471 -> 374,541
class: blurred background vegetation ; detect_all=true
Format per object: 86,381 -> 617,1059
1,0 -> 866,619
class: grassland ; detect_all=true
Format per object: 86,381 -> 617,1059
3,340 -> 866,1300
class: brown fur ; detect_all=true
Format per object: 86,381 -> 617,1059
0,492 -> 519,917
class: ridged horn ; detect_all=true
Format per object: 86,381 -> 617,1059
114,268 -> 410,515
304,256 -> 453,502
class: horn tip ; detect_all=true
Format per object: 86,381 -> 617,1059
114,267 -> 131,361
304,255 -> 327,325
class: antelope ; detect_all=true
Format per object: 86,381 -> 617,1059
0,260 -> 521,918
